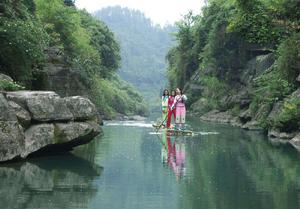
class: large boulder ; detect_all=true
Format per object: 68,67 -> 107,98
6,91 -> 59,108
0,121 -> 24,161
0,90 -> 102,162
65,96 -> 100,122
22,124 -> 55,158
8,101 -> 31,128
6,91 -> 73,122
26,96 -> 73,122
54,122 -> 100,145
0,94 -> 17,121
22,122 -> 101,158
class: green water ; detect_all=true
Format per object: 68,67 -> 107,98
1,118 -> 300,209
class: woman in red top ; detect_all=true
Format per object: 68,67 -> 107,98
166,90 -> 176,128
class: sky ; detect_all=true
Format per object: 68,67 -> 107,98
75,0 -> 206,26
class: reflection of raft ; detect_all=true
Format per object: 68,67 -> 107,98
166,128 -> 196,136
152,124 -> 197,136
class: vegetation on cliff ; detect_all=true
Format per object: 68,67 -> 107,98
167,0 -> 300,133
0,0 -> 148,118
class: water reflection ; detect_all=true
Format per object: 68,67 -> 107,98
178,122 -> 300,209
0,154 -> 103,209
160,132 -> 186,180
3,119 -> 300,209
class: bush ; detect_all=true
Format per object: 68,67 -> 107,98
272,98 -> 300,132
277,33 -> 300,84
90,75 -> 149,118
0,17 -> 48,84
0,80 -> 25,91
250,69 -> 293,107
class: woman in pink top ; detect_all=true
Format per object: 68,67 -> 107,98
171,88 -> 187,130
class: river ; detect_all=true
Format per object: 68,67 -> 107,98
1,117 -> 300,209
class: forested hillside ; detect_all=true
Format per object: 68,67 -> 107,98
94,6 -> 176,108
167,0 -> 300,136
0,0 -> 148,118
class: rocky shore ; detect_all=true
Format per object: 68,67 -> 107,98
199,107 -> 300,152
0,91 -> 102,162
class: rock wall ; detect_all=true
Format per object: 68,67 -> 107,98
190,52 -> 300,151
0,91 -> 102,162
33,47 -> 89,97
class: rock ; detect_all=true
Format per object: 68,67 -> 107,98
6,91 -> 59,108
191,98 -> 212,115
200,110 -> 236,124
24,122 -> 101,157
22,124 -> 55,158
0,94 -> 17,121
0,121 -> 24,161
296,74 -> 300,82
65,96 -> 101,122
128,115 -> 146,121
37,47 -> 89,97
254,103 -> 272,121
268,129 -> 296,140
291,88 -> 300,99
0,73 -> 13,82
8,101 -> 31,128
242,120 -> 263,130
26,95 -> 73,122
289,133 -> 300,151
54,122 -> 101,145
241,53 -> 275,85
239,109 -> 252,124
267,101 -> 284,122
220,88 -> 251,110
0,90 -> 102,162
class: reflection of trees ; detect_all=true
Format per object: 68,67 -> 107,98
179,126 -> 300,209
0,154 -> 102,209
237,136 -> 300,209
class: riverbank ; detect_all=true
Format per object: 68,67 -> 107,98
197,109 -> 300,151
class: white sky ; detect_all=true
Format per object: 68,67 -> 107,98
75,0 -> 206,26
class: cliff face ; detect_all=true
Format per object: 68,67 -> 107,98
33,47 -> 89,97
0,90 -> 102,162
188,51 -> 300,150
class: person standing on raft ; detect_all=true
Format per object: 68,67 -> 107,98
161,89 -> 169,127
172,88 -> 187,130
166,90 -> 176,129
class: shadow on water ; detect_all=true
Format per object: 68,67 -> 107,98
0,153 -> 103,209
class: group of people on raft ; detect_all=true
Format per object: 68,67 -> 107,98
161,88 -> 187,130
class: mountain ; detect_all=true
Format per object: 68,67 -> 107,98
94,6 -> 176,108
